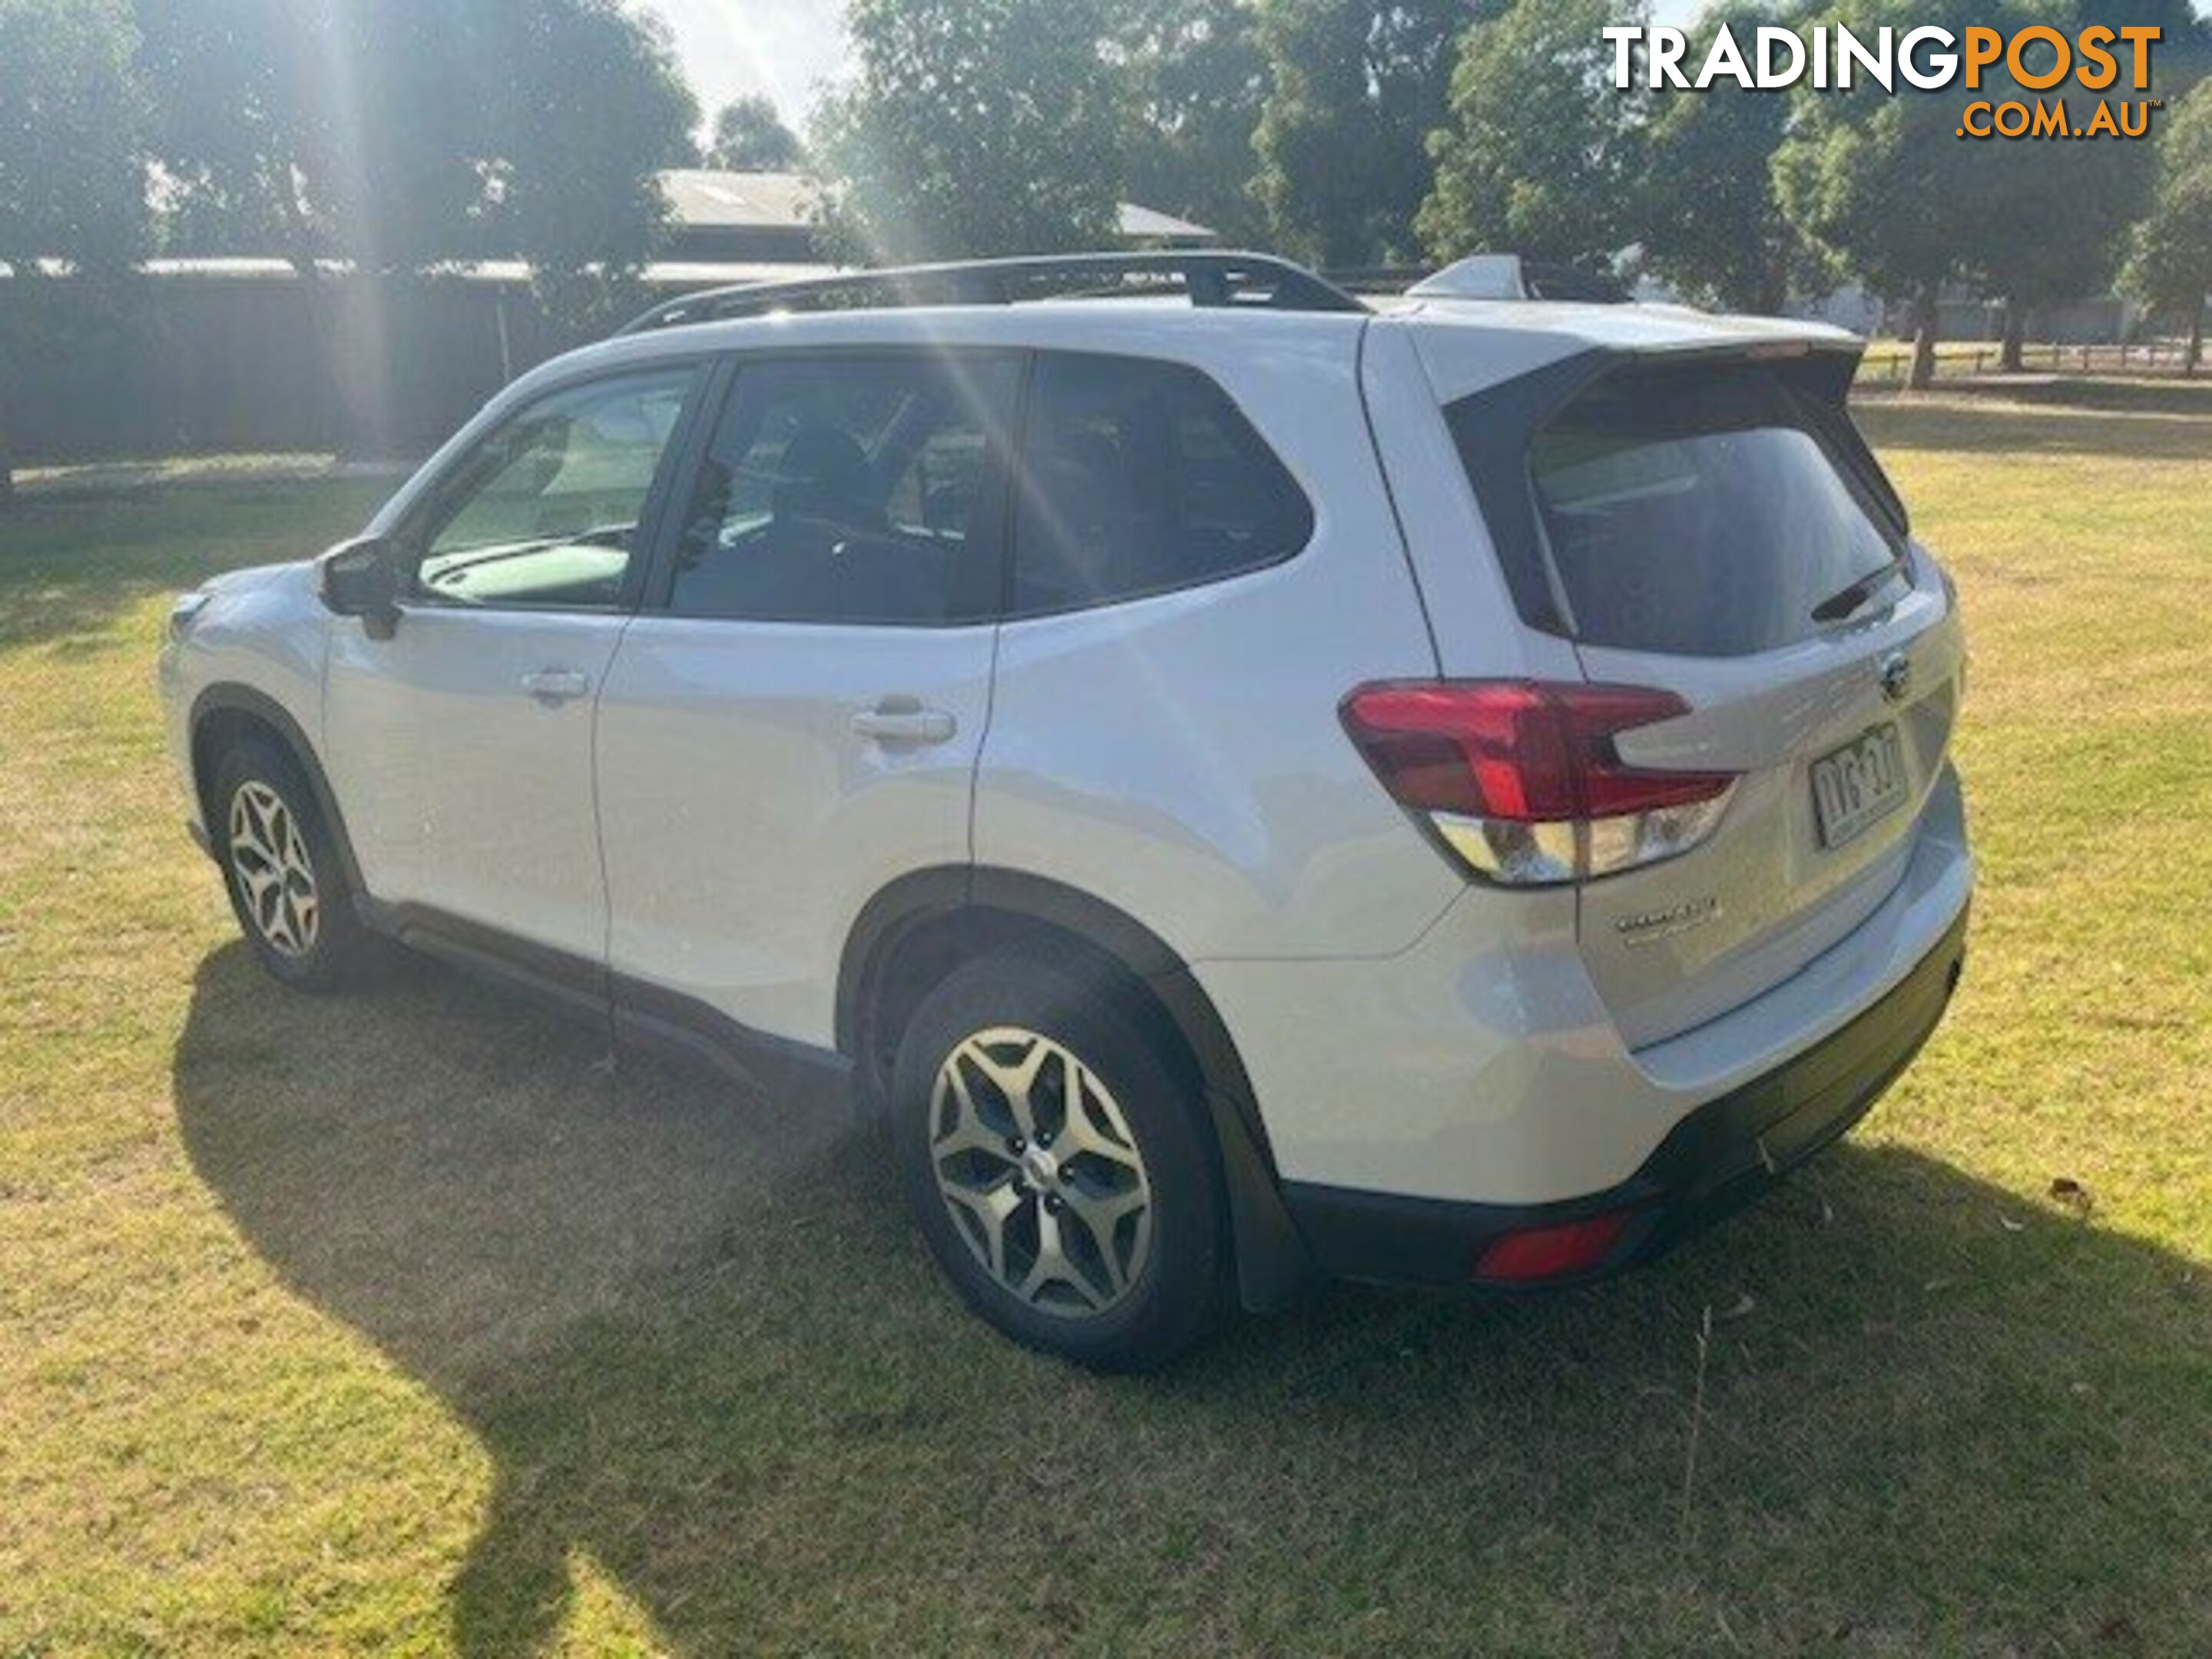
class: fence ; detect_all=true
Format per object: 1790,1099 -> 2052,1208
1858,339 -> 2203,384
0,261 -> 820,466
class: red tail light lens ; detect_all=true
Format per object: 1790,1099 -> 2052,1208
1339,680 -> 1737,885
1472,1210 -> 1634,1283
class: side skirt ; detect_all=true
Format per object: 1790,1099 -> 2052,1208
353,896 -> 853,1108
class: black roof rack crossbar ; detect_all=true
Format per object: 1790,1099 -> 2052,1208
619,250 -> 1369,334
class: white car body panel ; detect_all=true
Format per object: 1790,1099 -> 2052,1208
322,606 -> 627,961
1200,763 -> 1968,1205
595,615 -> 995,1048
157,561 -> 330,839
972,316 -> 1459,963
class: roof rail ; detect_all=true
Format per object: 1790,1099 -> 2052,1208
618,250 -> 1370,335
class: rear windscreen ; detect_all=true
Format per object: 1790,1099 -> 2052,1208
1499,361 -> 1903,657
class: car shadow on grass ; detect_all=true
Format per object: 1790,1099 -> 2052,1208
174,943 -> 2212,1656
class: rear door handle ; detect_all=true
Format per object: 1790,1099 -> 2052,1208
521,668 -> 591,704
851,699 -> 957,745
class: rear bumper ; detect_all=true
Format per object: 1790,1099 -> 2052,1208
1280,904 -> 1968,1288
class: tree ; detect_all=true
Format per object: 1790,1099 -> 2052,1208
0,0 -> 150,505
2123,82 -> 2212,374
1637,4 -> 1824,313
1252,0 -> 1468,269
811,0 -> 1127,263
1114,0 -> 1269,243
706,94 -> 805,171
484,0 -> 697,339
1773,0 -> 1988,389
1418,0 -> 1644,268
1960,0 -> 2207,370
133,0 -> 692,444
134,2 -> 485,276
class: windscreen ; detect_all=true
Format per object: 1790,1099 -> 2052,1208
1517,361 -> 1903,657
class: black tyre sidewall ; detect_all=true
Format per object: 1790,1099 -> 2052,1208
892,950 -> 1224,1372
210,740 -> 365,992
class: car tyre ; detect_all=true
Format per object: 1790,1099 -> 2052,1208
211,738 -> 373,992
892,950 -> 1225,1371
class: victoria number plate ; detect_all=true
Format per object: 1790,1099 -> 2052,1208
1812,724 -> 1907,849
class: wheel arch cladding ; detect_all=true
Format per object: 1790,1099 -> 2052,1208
189,684 -> 366,896
839,866 -> 1316,1312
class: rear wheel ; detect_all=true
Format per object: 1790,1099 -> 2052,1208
891,952 -> 1224,1370
211,738 -> 372,992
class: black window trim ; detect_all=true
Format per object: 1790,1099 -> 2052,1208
636,343 -> 1030,631
389,355 -> 718,621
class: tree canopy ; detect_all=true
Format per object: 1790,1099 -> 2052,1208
133,0 -> 694,326
810,0 -> 1128,263
1253,0 -> 1467,268
0,0 -> 151,500
1636,4 -> 1824,313
2123,82 -> 2212,371
1418,0 -> 1644,267
1115,0 -> 1270,243
707,94 -> 806,171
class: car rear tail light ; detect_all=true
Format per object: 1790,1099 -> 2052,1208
1472,1210 -> 1634,1283
1339,680 -> 1737,886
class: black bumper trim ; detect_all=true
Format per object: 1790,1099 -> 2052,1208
1280,906 -> 1969,1289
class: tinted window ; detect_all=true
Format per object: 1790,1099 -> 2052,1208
411,367 -> 699,608
1518,363 -> 1903,657
1011,354 -> 1313,614
667,355 -> 1020,625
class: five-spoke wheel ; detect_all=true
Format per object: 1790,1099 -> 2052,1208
895,952 -> 1224,1371
211,738 -> 370,992
227,779 -> 320,958
930,1027 -> 1155,1319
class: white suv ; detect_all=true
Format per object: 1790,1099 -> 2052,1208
159,254 -> 1972,1369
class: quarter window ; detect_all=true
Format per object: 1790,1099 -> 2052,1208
667,355 -> 1021,625
1011,354 -> 1313,615
409,366 -> 700,609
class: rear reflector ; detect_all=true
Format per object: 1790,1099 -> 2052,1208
1339,680 -> 1737,885
1472,1210 -> 1634,1283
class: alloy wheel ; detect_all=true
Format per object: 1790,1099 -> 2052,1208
929,1027 -> 1155,1319
227,780 -> 320,959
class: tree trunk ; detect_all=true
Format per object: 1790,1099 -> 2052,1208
2189,302 -> 2204,379
1998,299 -> 2026,373
1909,285 -> 1940,391
1753,267 -> 1789,320
0,362 -> 15,509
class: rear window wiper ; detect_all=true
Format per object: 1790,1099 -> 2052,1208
1812,561 -> 1906,624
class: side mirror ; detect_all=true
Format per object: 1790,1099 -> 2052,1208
320,535 -> 402,641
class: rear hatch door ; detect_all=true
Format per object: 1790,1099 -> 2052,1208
1469,344 -> 1963,1047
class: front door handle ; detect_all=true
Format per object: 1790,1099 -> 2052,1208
521,668 -> 591,704
851,698 -> 957,745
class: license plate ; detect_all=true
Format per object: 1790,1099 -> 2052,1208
1812,724 -> 1908,849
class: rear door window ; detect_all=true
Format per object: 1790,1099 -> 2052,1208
1011,353 -> 1313,616
1480,361 -> 1903,657
664,353 -> 1021,626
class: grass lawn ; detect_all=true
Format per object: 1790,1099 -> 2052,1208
3,383 -> 2210,1656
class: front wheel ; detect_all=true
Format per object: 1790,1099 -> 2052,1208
211,738 -> 373,992
891,952 -> 1225,1371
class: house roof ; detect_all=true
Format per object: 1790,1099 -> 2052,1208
656,169 -> 1217,245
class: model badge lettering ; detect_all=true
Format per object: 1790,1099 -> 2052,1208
1614,896 -> 1724,947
